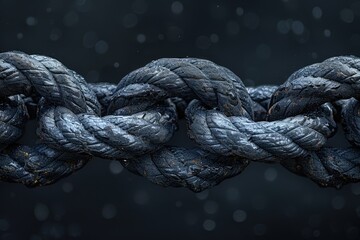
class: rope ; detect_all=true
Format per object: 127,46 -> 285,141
0,51 -> 359,192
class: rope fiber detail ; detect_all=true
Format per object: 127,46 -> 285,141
0,51 -> 359,192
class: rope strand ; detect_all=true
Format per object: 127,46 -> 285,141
0,51 -> 359,191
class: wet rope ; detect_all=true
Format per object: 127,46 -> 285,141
0,51 -> 359,192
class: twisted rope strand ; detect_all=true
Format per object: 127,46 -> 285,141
0,51 -> 359,191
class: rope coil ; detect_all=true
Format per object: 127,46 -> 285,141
0,51 -> 359,192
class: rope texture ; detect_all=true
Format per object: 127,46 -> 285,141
0,51 -> 359,192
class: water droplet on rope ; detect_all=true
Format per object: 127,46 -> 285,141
109,160 -> 123,174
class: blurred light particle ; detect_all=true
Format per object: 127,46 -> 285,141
264,167 -> 277,181
196,36 -> 211,49
210,33 -> 219,43
102,204 -> 117,219
0,219 -> 9,231
30,235 -> 42,240
86,70 -> 99,82
113,62 -> 120,68
243,78 -> 255,86
123,13 -> 138,28
351,184 -> 360,195
46,7 -> 52,13
313,229 -> 321,238
233,209 -> 247,223
351,34 -> 360,45
302,227 -> 312,239
203,219 -> 216,231
52,203 -> 66,221
132,0 -> 148,14
226,21 -> 240,35
356,206 -> 360,218
158,34 -> 165,40
175,201 -> 183,207
303,194 -> 314,205
26,16 -> 37,26
297,30 -> 310,44
210,3 -> 227,19
236,7 -> 244,16
49,28 -> 62,41
340,8 -> 355,23
62,182 -> 73,193
226,187 -> 240,201
136,34 -> 146,43
95,40 -> 109,54
277,20 -> 291,34
331,195 -> 345,210
291,20 -> 304,35
308,214 -> 322,227
324,29 -> 331,37
243,12 -> 260,30
133,190 -> 149,205
256,44 -> 271,60
185,212 -> 198,225
63,11 -> 79,26
17,33 -> 23,40
171,1 -> 183,15
203,200 -> 218,214
252,195 -> 267,210
311,52 -> 318,59
76,0 -> 91,12
167,26 -> 183,42
76,0 -> 86,6
109,160 -> 123,174
40,223 -> 65,238
68,223 -> 82,237
283,205 -> 298,218
352,1 -> 360,16
195,189 -> 209,200
347,226 -> 359,240
34,203 -> 50,221
312,6 -> 322,19
253,224 -> 267,236
83,31 -> 98,48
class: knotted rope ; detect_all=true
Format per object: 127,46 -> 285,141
0,51 -> 359,192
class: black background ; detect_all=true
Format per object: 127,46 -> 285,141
1,0 -> 360,239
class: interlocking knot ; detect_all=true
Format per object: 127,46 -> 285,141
1,51 -> 359,192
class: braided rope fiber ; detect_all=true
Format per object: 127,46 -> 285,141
0,51 -> 359,192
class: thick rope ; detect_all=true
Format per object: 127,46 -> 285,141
0,51 -> 359,191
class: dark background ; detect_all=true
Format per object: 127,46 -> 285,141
1,0 -> 360,239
